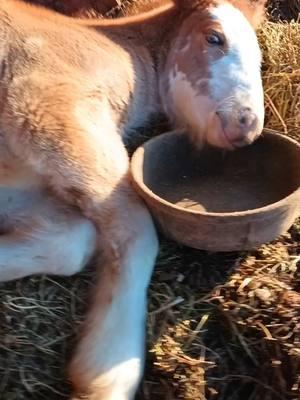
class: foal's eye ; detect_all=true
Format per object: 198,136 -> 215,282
206,33 -> 224,46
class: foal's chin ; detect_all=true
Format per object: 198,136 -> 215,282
198,114 -> 262,151
185,113 -> 234,150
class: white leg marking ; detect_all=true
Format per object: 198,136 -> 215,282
70,205 -> 159,400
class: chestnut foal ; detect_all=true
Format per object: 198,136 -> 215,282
0,0 -> 266,398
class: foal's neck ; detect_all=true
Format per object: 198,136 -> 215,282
82,3 -> 182,64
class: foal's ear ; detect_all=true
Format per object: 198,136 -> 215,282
249,0 -> 268,29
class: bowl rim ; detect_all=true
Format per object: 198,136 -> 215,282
130,129 -> 300,218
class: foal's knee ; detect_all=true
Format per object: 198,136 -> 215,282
48,217 -> 97,276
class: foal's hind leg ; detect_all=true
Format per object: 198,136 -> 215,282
0,217 -> 96,282
2,77 -> 159,399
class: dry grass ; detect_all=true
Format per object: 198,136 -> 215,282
0,2 -> 300,400
140,235 -> 300,400
259,21 -> 300,139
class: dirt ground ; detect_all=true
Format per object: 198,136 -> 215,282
0,1 -> 299,400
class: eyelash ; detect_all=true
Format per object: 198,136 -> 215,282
206,33 -> 224,46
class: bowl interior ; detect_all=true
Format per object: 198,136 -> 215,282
142,132 -> 300,213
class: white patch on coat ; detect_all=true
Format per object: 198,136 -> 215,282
168,66 -> 212,136
179,35 -> 191,53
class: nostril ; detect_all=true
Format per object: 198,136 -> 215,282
240,115 -> 248,125
238,107 -> 257,129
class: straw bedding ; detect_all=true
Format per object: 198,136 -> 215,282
0,1 -> 299,400
259,21 -> 300,139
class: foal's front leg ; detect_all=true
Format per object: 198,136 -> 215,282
70,193 -> 158,400
2,77 -> 159,399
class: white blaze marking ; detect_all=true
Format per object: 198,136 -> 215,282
209,3 -> 264,123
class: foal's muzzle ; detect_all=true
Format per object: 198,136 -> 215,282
216,106 -> 262,148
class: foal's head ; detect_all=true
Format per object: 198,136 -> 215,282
160,0 -> 266,149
